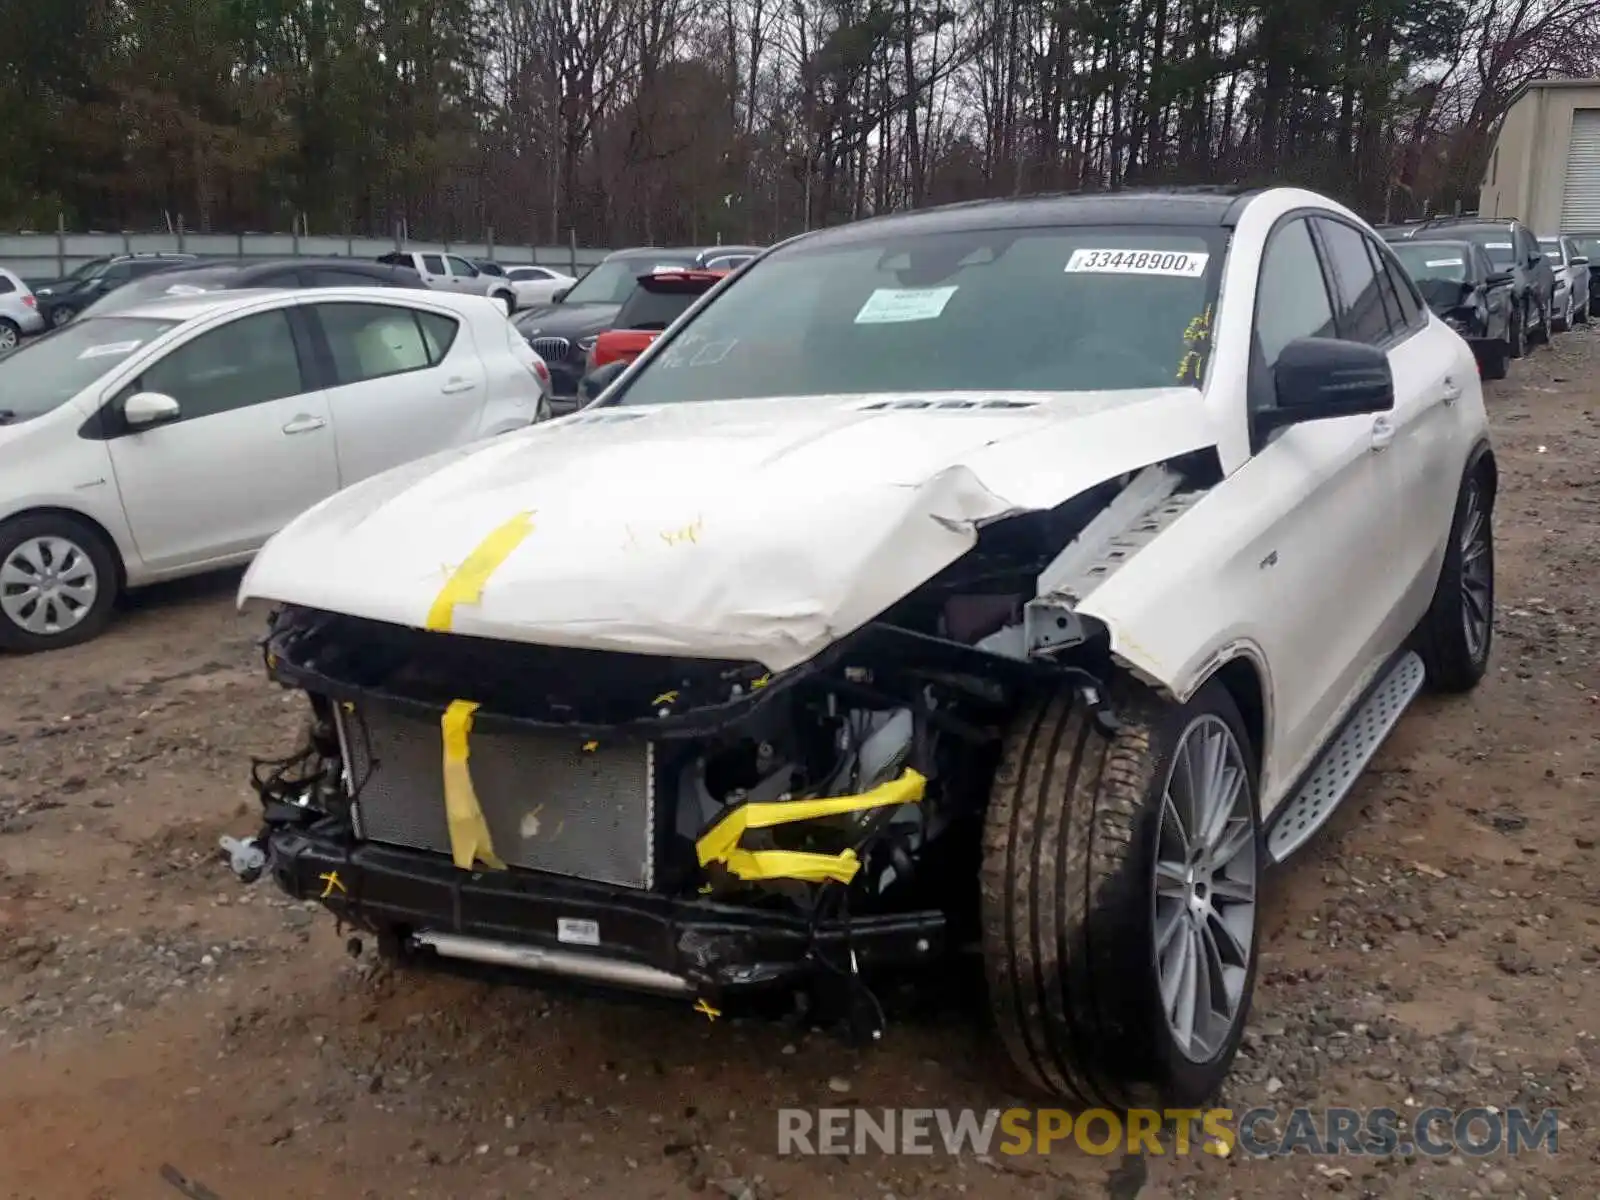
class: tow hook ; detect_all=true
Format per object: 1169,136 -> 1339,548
219,834 -> 268,884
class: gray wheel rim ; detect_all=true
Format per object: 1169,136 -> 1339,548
51,307 -> 72,327
0,535 -> 100,636
0,323 -> 16,351
1460,484 -> 1492,662
1153,714 -> 1257,1064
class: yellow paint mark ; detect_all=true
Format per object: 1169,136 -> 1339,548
425,511 -> 536,631
652,690 -> 679,706
750,674 -> 771,690
659,515 -> 704,546
318,870 -> 346,899
440,700 -> 506,871
581,740 -> 599,753
693,998 -> 722,1021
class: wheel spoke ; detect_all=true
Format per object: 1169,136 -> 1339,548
1159,914 -> 1193,1015
1208,867 -> 1256,905
1154,858 -> 1189,899
1155,900 -> 1185,956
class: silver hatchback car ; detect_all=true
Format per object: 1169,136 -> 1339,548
0,268 -> 47,352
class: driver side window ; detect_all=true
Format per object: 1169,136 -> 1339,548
136,311 -> 307,422
1254,218 -> 1338,373
446,255 -> 479,278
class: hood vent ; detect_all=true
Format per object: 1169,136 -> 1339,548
853,397 -> 1041,413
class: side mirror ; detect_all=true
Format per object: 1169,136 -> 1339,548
551,288 -> 570,304
124,391 -> 182,428
1528,253 -> 1544,268
1572,256 -> 1590,268
580,360 -> 627,403
1258,338 -> 1394,436
1485,270 -> 1514,288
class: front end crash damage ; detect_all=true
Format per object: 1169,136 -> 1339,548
235,452 -> 1219,1033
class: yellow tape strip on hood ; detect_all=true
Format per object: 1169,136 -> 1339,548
426,511 -> 536,631
441,700 -> 506,871
695,768 -> 927,885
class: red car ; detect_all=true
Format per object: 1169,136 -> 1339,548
582,268 -> 729,388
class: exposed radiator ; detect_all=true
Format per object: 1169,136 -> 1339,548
337,700 -> 655,889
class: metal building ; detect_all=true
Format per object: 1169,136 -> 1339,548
1478,78 -> 1600,233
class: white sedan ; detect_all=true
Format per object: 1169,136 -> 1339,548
235,187 -> 1494,1107
0,287 -> 551,650
501,265 -> 578,309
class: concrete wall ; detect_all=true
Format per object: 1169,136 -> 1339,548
0,231 -> 612,285
1479,81 -> 1600,231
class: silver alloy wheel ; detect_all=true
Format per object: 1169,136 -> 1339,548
0,321 -> 17,352
50,306 -> 73,328
1153,714 -> 1257,1064
1459,483 -> 1492,662
0,535 -> 100,636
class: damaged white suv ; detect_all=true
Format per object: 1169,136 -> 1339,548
233,186 -> 1496,1106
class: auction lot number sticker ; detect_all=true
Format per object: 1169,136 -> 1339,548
1066,248 -> 1209,277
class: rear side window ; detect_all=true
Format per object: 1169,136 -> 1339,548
1315,219 -> 1392,344
0,275 -> 14,295
420,254 -> 446,274
615,283 -> 710,331
417,312 -> 459,361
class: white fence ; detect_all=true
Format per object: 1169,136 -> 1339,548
0,230 -> 612,284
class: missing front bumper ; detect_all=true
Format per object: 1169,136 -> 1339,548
268,828 -> 946,996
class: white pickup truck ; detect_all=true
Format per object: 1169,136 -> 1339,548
376,251 -> 518,315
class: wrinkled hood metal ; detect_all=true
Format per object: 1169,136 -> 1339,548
238,390 -> 1218,672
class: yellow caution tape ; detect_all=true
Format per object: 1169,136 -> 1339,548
695,769 -> 926,885
426,511 -> 536,631
441,700 -> 506,871
693,998 -> 722,1021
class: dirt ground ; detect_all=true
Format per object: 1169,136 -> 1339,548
3,330 -> 1598,1200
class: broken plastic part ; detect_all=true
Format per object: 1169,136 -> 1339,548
441,699 -> 507,871
425,511 -> 536,631
219,834 -> 266,882
695,768 -> 927,885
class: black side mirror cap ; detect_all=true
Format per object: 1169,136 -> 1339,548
551,288 -> 570,304
1256,337 -> 1394,437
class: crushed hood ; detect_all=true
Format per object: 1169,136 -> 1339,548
239,390 -> 1217,672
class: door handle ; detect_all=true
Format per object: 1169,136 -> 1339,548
1370,415 -> 1395,451
441,378 -> 477,394
282,415 -> 326,435
1441,377 -> 1462,405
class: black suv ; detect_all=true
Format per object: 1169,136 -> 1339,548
33,252 -> 202,328
1384,218 -> 1556,350
1388,239 -> 1517,376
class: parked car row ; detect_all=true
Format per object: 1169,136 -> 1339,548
1375,217 -> 1593,379
0,283 -> 553,650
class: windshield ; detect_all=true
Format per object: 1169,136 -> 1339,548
1453,233 -> 1517,268
1393,243 -> 1470,284
1572,236 -> 1600,261
611,224 -> 1225,404
562,255 -> 694,305
0,316 -> 179,424
615,279 -> 721,331
68,258 -> 109,281
1539,238 -> 1565,263
78,267 -> 244,318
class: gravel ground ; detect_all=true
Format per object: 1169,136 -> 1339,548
2,329 -> 1598,1200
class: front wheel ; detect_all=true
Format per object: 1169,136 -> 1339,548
981,679 -> 1261,1107
495,291 -> 516,316
1532,297 -> 1552,344
49,306 -> 74,329
1555,293 -> 1573,333
0,513 -> 121,652
1417,469 -> 1495,692
1478,342 -> 1509,381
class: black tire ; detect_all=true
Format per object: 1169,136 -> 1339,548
1417,469 -> 1494,693
1577,298 -> 1591,326
1554,293 -> 1572,333
495,290 -> 516,316
0,318 -> 18,354
1531,296 -> 1552,344
981,678 -> 1261,1108
49,306 -> 75,328
1507,303 -> 1526,358
0,513 -> 121,653
1478,343 -> 1509,381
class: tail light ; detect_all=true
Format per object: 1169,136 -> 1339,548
22,296 -> 35,309
506,323 -> 550,387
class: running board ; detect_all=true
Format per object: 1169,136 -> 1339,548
1265,651 -> 1426,864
